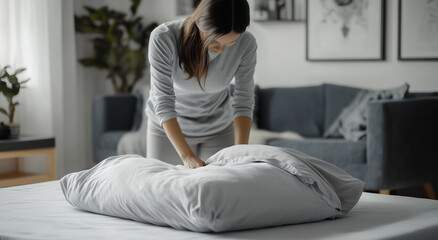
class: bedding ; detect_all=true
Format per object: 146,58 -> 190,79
1,181 -> 438,240
60,145 -> 364,232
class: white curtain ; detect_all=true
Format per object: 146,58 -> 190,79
0,0 -> 92,178
0,0 -> 54,135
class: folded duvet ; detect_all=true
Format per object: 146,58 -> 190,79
60,145 -> 364,232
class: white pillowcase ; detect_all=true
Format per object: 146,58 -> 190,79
61,145 -> 364,232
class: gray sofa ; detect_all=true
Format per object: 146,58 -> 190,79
93,84 -> 438,192
255,84 -> 438,192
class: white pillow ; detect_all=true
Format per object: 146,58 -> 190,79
61,145 -> 363,232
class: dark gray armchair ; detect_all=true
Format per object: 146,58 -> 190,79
92,94 -> 138,163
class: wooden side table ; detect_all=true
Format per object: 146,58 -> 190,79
0,136 -> 56,188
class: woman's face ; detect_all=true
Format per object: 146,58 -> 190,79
205,31 -> 240,54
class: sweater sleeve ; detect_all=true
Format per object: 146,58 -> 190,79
232,32 -> 257,120
148,28 -> 178,125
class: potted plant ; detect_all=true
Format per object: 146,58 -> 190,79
75,0 -> 158,93
0,66 -> 30,138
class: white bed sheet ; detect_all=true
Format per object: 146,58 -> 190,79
1,181 -> 438,240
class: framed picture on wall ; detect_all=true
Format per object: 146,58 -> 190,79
253,0 -> 307,22
306,0 -> 386,61
398,0 -> 438,60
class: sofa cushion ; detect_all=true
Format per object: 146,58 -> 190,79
324,84 -> 361,132
267,138 -> 366,167
257,86 -> 324,137
100,131 -> 126,149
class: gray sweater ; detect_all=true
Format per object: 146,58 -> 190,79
146,20 -> 257,137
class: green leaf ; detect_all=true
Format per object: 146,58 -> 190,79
79,58 -> 107,69
122,21 -> 135,39
2,86 -> 19,98
84,6 -> 97,15
90,7 -> 109,25
91,38 -> 111,63
1,66 -> 10,72
107,47 -> 120,67
0,107 -> 8,117
132,16 -> 143,25
113,29 -> 124,44
106,21 -> 120,44
130,0 -> 141,15
13,68 -> 26,75
0,80 -> 6,89
0,67 -> 9,79
19,78 -> 30,85
108,10 -> 126,20
75,16 -> 103,34
7,75 -> 19,84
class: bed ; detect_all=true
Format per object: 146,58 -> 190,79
1,180 -> 438,240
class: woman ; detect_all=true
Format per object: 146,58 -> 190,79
146,0 -> 257,168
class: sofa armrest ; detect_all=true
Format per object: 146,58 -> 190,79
366,97 -> 438,190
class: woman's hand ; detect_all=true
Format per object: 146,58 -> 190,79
182,155 -> 206,169
162,118 -> 206,169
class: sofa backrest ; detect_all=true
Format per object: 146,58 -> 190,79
406,92 -> 438,99
256,86 -> 325,137
255,84 -> 364,137
254,84 -> 438,138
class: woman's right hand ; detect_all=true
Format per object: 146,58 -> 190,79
162,118 -> 206,169
182,155 -> 206,169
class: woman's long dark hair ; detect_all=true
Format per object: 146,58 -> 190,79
178,0 -> 250,90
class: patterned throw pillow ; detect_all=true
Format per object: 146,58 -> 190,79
324,83 -> 409,141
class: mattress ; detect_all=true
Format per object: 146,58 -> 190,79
1,181 -> 438,240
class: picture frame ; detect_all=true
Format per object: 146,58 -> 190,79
398,0 -> 438,61
253,0 -> 307,22
306,0 -> 386,61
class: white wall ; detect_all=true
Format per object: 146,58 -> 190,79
56,0 -> 93,177
251,0 -> 438,91
141,0 -> 438,91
